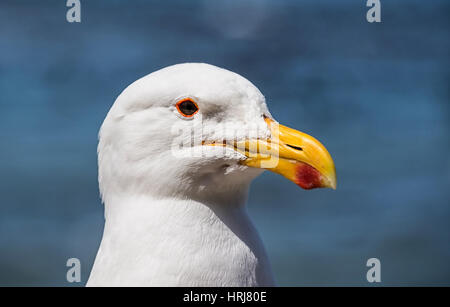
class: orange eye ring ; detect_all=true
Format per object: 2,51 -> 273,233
176,98 -> 199,117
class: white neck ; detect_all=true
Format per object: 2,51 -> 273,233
87,191 -> 275,286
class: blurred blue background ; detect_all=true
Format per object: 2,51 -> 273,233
0,0 -> 449,286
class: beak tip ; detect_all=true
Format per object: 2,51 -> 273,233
322,169 -> 337,190
323,179 -> 337,190
330,172 -> 337,190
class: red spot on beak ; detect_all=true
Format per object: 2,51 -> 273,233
295,162 -> 323,190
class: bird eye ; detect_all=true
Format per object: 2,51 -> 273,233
176,99 -> 199,117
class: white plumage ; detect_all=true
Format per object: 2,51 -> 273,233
88,63 -> 275,286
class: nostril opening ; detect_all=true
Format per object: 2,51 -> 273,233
286,144 -> 303,151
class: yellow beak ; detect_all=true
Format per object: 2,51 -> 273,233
236,117 -> 337,190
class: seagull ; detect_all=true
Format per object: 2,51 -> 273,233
87,63 -> 336,287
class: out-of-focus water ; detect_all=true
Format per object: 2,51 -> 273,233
0,0 -> 449,286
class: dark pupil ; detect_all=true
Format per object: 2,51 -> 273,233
179,101 -> 197,115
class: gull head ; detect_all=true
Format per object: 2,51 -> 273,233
98,63 -> 336,204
